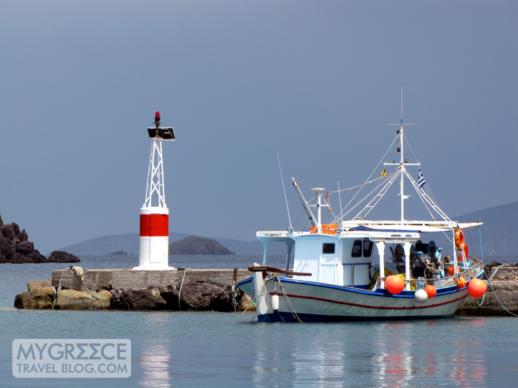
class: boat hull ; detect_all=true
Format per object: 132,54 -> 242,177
238,275 -> 478,322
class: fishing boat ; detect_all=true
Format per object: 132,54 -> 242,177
237,100 -> 488,322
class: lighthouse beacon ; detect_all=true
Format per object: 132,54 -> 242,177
134,111 -> 176,270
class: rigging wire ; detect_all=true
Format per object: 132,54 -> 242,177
353,169 -> 401,219
334,134 -> 399,223
337,181 -> 344,225
276,152 -> 293,232
329,176 -> 387,194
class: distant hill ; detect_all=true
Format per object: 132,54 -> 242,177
61,201 -> 518,260
61,233 -> 285,256
457,201 -> 518,259
171,236 -> 234,255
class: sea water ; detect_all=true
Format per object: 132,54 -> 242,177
1,256 -> 517,387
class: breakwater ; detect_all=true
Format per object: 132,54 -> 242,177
13,263 -> 518,316
15,267 -> 254,312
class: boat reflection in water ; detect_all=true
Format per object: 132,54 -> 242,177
374,319 -> 487,387
250,319 -> 487,387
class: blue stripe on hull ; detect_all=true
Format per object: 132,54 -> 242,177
258,311 -> 456,323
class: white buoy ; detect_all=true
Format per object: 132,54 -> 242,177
134,112 -> 176,270
271,294 -> 280,312
414,288 -> 429,303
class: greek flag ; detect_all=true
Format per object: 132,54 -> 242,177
418,169 -> 426,188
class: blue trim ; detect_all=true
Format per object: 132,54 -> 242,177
237,277 -> 253,288
258,312 -> 455,323
237,270 -> 484,299
349,225 -> 422,233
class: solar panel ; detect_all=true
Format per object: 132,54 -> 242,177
147,127 -> 175,140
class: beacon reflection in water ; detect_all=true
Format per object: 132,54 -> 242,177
139,343 -> 172,388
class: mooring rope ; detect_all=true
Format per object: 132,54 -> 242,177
478,265 -> 518,318
275,276 -> 303,323
177,268 -> 188,310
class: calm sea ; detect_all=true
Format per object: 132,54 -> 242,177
1,255 -> 518,387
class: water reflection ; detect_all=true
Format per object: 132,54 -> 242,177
373,319 -> 488,387
139,343 -> 172,388
250,319 -> 488,387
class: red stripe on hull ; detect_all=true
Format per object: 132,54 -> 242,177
276,292 -> 467,310
140,214 -> 169,237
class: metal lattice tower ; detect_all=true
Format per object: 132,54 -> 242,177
134,111 -> 176,270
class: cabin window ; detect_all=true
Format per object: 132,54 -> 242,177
351,240 -> 362,257
323,243 -> 335,254
363,239 -> 374,257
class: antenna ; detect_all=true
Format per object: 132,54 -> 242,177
400,84 -> 404,123
276,152 -> 293,232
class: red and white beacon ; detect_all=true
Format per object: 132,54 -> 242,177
134,111 -> 176,270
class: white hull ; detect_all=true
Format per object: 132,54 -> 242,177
238,276 -> 474,322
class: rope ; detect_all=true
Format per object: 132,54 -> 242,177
275,276 -> 303,323
476,265 -> 518,317
329,176 -> 387,194
240,279 -> 268,322
177,268 -> 188,310
66,266 -> 104,308
478,227 -> 486,262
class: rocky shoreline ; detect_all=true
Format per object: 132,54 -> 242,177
0,217 -> 80,264
15,268 -> 253,312
13,263 -> 518,316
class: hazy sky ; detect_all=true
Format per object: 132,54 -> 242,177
1,0 -> 517,252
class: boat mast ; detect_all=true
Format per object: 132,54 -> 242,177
385,86 -> 418,224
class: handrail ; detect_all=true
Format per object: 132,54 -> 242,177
248,265 -> 312,277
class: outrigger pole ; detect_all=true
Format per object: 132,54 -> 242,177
291,177 -> 318,227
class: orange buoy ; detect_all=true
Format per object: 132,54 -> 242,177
457,276 -> 467,288
464,244 -> 469,259
424,284 -> 437,298
454,229 -> 465,248
447,265 -> 454,276
385,275 -> 405,295
468,278 -> 487,298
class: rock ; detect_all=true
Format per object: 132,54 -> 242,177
14,285 -> 55,309
47,250 -> 80,263
18,229 -> 28,242
0,235 -> 15,261
458,280 -> 518,316
12,222 -> 20,237
27,280 -> 52,293
485,264 -> 518,281
16,241 -> 34,254
24,250 -> 47,263
171,280 -> 234,311
110,288 -> 167,310
0,224 -> 16,240
171,235 -> 235,255
55,289 -> 111,310
0,219 -> 73,263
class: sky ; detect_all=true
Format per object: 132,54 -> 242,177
0,0 -> 517,252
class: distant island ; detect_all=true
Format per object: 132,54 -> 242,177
109,250 -> 129,256
0,217 -> 80,264
171,235 -> 235,255
57,201 -> 518,260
